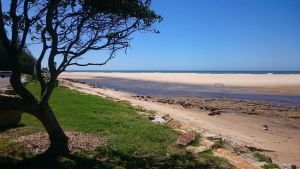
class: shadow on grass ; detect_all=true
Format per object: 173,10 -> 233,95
0,124 -> 26,132
0,149 -> 228,169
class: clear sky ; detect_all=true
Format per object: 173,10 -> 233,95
30,0 -> 300,71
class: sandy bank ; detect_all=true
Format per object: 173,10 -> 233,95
59,78 -> 300,167
60,72 -> 300,94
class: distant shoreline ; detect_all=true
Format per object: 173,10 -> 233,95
66,70 -> 300,74
60,72 -> 300,88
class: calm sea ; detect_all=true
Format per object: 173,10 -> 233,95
67,70 -> 300,74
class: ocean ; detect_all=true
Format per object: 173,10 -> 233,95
67,70 -> 300,74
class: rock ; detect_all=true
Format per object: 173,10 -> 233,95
245,146 -> 271,152
168,120 -> 182,129
291,165 -> 297,169
283,165 -> 297,169
208,111 -> 222,116
262,125 -> 269,131
150,115 -> 166,124
291,164 -> 297,169
0,110 -> 22,128
186,139 -> 215,153
204,106 -> 217,111
182,103 -> 193,108
177,132 -> 196,146
203,133 -> 222,139
162,114 -> 173,122
148,116 -> 155,120
187,145 -> 209,153
201,139 -> 215,148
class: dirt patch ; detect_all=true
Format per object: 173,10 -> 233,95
14,131 -> 103,154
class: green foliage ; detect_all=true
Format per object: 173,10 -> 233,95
198,150 -> 230,168
83,0 -> 162,22
253,152 -> 272,163
253,152 -> 281,169
211,139 -> 226,149
262,163 -> 280,169
0,42 -> 36,75
190,133 -> 202,147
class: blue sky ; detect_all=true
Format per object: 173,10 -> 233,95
31,0 -> 300,71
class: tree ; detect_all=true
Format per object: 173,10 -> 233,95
0,0 -> 161,155
0,42 -> 36,74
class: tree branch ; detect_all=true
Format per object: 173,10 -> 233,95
10,0 -> 18,50
18,0 -> 30,53
68,49 -> 116,67
0,0 -> 10,48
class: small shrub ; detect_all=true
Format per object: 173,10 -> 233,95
211,138 -> 225,149
253,152 -> 272,163
262,163 -> 280,169
190,133 -> 202,146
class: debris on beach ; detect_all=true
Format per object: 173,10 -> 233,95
149,115 -> 166,124
262,125 -> 269,131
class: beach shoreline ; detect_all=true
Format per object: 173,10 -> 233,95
59,73 -> 300,167
60,72 -> 300,94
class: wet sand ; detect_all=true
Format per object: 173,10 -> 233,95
76,77 -> 300,107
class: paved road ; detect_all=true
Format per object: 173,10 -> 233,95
0,77 -> 10,90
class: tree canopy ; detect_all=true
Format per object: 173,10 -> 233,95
0,42 -> 36,74
0,0 -> 161,154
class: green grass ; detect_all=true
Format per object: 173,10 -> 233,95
262,163 -> 280,169
253,152 -> 280,169
253,152 -> 272,163
0,82 -> 230,168
189,133 -> 202,147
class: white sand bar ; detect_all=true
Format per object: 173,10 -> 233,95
61,72 -> 300,87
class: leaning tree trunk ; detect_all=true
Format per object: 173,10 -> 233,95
0,96 -> 69,154
36,104 -> 69,155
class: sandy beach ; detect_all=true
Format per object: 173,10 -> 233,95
60,72 -> 300,87
59,72 -> 300,166
61,72 -> 300,94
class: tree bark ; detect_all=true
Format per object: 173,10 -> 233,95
0,95 -> 69,155
36,104 -> 69,155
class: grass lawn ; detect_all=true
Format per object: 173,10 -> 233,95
0,82 -> 230,169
